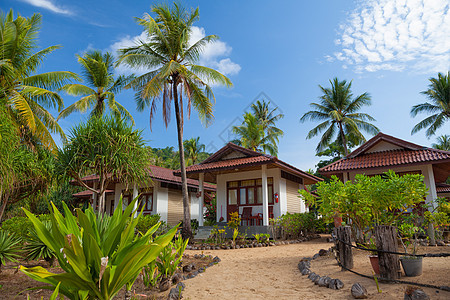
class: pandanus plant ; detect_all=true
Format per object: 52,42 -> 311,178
20,197 -> 177,300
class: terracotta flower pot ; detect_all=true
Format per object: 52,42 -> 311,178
369,255 -> 380,275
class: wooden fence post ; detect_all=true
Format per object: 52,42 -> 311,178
374,225 -> 400,280
335,226 -> 353,270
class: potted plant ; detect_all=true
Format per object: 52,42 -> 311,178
398,222 -> 424,277
365,237 -> 380,275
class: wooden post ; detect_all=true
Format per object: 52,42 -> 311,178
375,225 -> 400,280
335,226 -> 353,270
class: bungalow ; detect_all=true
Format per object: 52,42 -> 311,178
72,165 -> 216,226
319,132 -> 450,210
175,143 -> 323,226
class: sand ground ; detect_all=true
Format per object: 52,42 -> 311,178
183,236 -> 450,300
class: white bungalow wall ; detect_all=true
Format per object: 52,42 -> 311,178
104,180 -> 201,225
215,168 -> 309,222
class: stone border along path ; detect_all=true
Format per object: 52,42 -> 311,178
297,248 -> 346,290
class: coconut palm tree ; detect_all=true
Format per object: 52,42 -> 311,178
411,72 -> 450,137
0,10 -> 79,150
251,99 -> 284,143
117,3 -> 232,239
184,137 -> 205,165
300,78 -> 379,156
58,51 -> 134,124
232,112 -> 280,156
432,135 -> 450,151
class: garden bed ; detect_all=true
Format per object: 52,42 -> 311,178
0,255 -> 220,299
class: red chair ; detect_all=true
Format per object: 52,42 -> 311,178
240,207 -> 253,226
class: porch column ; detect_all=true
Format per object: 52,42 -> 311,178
262,165 -> 269,226
133,183 -> 139,218
114,183 -> 122,211
198,173 -> 204,226
424,164 -> 437,245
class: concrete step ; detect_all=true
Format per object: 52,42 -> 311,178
194,227 -> 213,240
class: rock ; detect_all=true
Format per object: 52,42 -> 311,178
236,245 -> 240,249
326,237 -> 334,242
213,256 -> 221,263
198,267 -> 205,273
351,283 -> 368,299
182,264 -> 192,273
318,249 -> 328,256
437,241 -> 445,246
177,282 -> 185,291
298,261 -> 310,271
404,286 -> 430,300
312,253 -> 320,260
328,279 -> 344,290
226,246 -> 230,250
314,276 -> 321,285
167,288 -> 181,300
318,276 -> 331,287
310,274 -> 320,283
186,272 -> 196,279
215,246 -> 220,250
159,278 -> 171,292
301,268 -> 311,275
307,272 -> 316,280
420,241 -> 428,247
172,273 -> 182,285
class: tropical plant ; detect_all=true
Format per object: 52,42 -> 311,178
309,171 -> 427,244
232,228 -> 239,246
156,234 -> 188,281
142,260 -> 161,288
232,112 -> 281,156
57,116 -> 151,214
58,51 -> 134,123
183,137 -> 205,165
300,78 -> 379,155
204,196 -> 217,225
117,3 -> 232,239
0,230 -> 22,270
19,197 -> 177,299
227,211 -> 240,230
136,214 -> 162,234
24,220 -> 56,266
432,135 -> 450,151
0,9 -> 79,150
251,99 -> 284,141
411,72 -> 450,137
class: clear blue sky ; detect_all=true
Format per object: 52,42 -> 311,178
7,0 -> 450,171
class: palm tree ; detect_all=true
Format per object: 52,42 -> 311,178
0,10 -> 79,150
118,3 -> 232,239
232,112 -> 280,156
411,72 -> 450,137
58,51 -> 134,123
432,135 -> 450,151
251,99 -> 284,143
184,137 -> 205,165
300,78 -> 379,156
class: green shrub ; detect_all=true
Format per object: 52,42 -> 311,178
1,215 -> 51,239
136,214 -> 161,234
272,212 -> 327,239
0,231 -> 22,269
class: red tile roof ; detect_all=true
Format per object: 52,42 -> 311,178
176,142 -> 322,184
319,133 -> 450,174
72,165 -> 215,191
436,183 -> 450,193
73,189 -> 114,198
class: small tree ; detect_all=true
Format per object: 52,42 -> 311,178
58,116 -> 151,214
307,171 -> 428,244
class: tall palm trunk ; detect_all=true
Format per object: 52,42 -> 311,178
338,122 -> 349,156
172,78 -> 192,240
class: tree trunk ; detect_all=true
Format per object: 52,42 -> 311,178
173,80 -> 192,241
374,225 -> 400,280
338,122 -> 349,156
0,198 -> 8,223
335,226 -> 353,270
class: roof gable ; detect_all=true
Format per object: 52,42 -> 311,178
348,132 -> 424,158
201,142 -> 270,163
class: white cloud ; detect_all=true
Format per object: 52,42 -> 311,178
332,0 -> 450,73
20,0 -> 72,15
109,26 -> 240,77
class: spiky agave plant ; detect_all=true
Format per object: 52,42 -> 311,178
0,230 -> 22,271
24,221 -> 56,266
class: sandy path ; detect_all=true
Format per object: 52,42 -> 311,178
184,237 -> 334,300
183,236 -> 450,300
